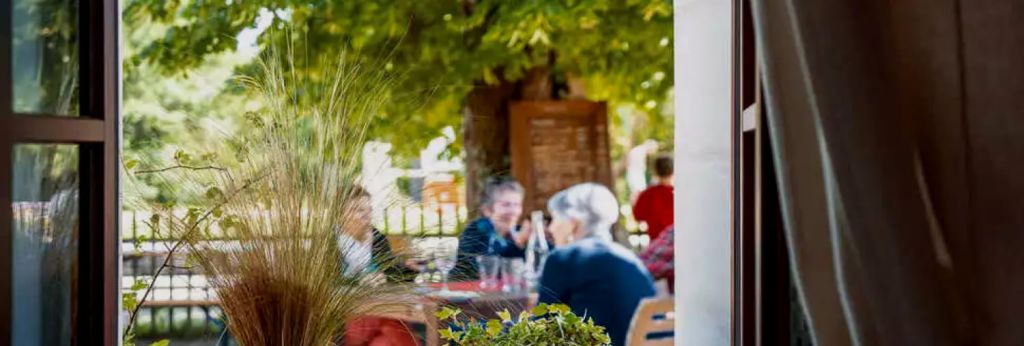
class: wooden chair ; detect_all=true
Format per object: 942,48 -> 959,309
386,234 -> 413,255
626,297 -> 675,346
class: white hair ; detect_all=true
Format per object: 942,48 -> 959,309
546,183 -> 619,241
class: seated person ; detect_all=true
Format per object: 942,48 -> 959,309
454,176 -> 532,281
640,225 -> 675,294
339,187 -> 420,346
336,186 -> 418,282
539,183 -> 657,346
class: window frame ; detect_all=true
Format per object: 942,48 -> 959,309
0,0 -> 120,344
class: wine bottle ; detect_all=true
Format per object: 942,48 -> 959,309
525,210 -> 550,281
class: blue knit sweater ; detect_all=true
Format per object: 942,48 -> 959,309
538,237 -> 657,346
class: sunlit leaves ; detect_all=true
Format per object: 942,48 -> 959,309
126,0 -> 673,160
498,309 -> 512,323
437,306 -> 463,320
486,319 -> 504,337
438,303 -> 610,345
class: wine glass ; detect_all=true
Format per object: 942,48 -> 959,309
434,240 -> 458,292
407,242 -> 434,284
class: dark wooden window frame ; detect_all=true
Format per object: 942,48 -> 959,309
733,0 -> 796,345
0,0 -> 120,345
733,0 -> 756,343
733,0 -> 807,344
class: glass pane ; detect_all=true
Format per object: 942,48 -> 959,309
11,0 -> 80,116
11,144 -> 79,346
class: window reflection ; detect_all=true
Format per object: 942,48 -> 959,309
12,144 -> 79,346
11,0 -> 79,115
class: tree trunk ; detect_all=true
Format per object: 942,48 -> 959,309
463,79 -> 516,218
463,67 -> 552,218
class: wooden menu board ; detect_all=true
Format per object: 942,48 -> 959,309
510,100 -> 613,214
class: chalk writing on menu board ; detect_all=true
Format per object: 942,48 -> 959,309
510,101 -> 611,213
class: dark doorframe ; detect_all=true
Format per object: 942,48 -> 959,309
733,0 -> 807,344
733,0 -> 812,344
734,0 -> 758,343
0,0 -> 120,344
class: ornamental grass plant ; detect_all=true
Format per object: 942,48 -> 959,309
137,44 -> 420,345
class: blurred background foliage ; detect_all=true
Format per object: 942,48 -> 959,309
121,0 -> 674,206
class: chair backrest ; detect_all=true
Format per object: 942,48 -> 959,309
626,297 -> 675,346
387,235 -> 412,255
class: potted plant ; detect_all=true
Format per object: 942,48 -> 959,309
437,303 -> 612,346
123,45 -> 422,345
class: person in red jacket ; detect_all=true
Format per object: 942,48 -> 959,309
632,155 -> 674,240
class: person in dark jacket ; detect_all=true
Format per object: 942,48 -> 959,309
453,176 -> 532,281
540,183 -> 657,346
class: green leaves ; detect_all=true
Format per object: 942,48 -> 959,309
437,306 -> 462,320
122,328 -> 136,346
173,149 -> 192,165
131,278 -> 149,291
122,290 -> 139,312
531,304 -> 549,316
498,309 -> 512,323
486,319 -> 504,337
121,278 -> 149,344
439,327 -> 460,341
123,278 -> 149,314
438,303 -> 610,345
547,304 -> 570,314
125,0 -> 674,163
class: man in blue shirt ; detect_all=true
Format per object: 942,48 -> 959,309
454,176 -> 532,281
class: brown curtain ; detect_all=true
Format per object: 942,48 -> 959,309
751,0 -> 1024,345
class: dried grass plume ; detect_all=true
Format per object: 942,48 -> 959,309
153,45 -> 420,345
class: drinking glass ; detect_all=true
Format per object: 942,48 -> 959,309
476,255 -> 501,290
501,258 -> 526,294
408,244 -> 433,284
434,241 -> 458,292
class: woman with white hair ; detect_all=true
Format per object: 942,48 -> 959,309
540,183 -> 657,346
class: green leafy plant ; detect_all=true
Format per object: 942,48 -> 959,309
437,303 -> 611,346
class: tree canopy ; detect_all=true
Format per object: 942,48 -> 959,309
124,0 -> 674,159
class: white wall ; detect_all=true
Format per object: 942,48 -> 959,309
674,0 -> 734,344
